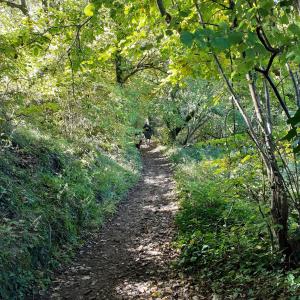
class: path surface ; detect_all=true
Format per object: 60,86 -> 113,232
44,145 -> 205,300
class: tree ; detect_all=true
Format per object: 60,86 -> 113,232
146,0 -> 300,258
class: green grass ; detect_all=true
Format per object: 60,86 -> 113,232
0,127 -> 141,299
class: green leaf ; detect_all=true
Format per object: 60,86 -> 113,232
287,109 -> 300,126
194,29 -> 207,48
282,128 -> 297,141
179,10 -> 191,18
280,14 -> 289,24
33,47 -> 39,56
260,0 -> 273,10
84,3 -> 95,16
211,37 -> 230,50
110,8 -> 117,18
253,42 -> 266,54
247,32 -> 258,44
180,31 -> 194,47
245,48 -> 256,58
228,31 -> 243,45
258,8 -> 269,17
288,23 -> 300,36
293,143 -> 300,154
294,56 -> 300,63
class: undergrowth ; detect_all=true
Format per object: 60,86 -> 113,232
169,137 -> 300,299
0,126 -> 141,299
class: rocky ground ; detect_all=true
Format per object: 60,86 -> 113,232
42,145 -> 209,300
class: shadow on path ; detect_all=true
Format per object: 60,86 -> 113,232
43,145 -> 206,300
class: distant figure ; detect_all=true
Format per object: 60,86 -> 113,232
143,123 -> 153,145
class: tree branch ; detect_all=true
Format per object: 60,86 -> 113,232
209,0 -> 231,9
254,27 -> 291,119
0,0 -> 28,15
122,63 -> 167,83
264,74 -> 291,119
156,0 -> 172,24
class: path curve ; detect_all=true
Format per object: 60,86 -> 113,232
44,145 -> 205,300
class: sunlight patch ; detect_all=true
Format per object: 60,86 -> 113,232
116,280 -> 153,298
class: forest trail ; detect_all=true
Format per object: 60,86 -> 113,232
44,145 -> 205,300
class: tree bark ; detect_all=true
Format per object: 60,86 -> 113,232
264,79 -> 272,134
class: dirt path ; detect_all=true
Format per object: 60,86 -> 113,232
44,145 -> 205,300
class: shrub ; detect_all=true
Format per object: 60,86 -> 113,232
172,142 -> 300,299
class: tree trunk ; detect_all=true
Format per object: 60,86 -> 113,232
266,148 -> 291,256
247,73 -> 292,257
168,126 -> 181,142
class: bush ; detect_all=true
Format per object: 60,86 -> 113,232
172,142 -> 300,299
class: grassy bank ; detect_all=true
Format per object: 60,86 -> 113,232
0,126 -> 141,299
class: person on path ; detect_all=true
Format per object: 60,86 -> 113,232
143,123 -> 153,145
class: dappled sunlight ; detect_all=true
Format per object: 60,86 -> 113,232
115,277 -> 204,299
156,202 -> 178,213
45,146 -> 202,299
142,204 -> 158,212
116,280 -> 152,298
148,145 -> 166,154
142,201 -> 178,214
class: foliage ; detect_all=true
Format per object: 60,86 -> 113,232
152,78 -> 237,144
171,141 -> 300,298
0,1 -> 147,297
